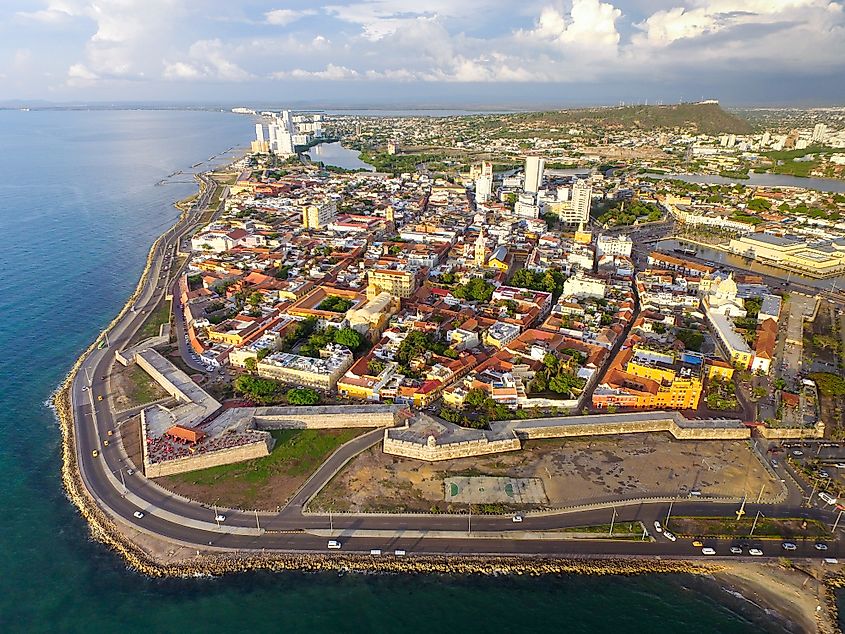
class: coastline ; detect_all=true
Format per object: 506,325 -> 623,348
50,166 -> 845,634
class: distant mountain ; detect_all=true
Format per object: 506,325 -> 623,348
518,102 -> 752,135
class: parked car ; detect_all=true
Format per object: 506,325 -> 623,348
663,531 -> 677,542
653,521 -> 663,533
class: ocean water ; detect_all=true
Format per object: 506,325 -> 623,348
0,109 -> 777,632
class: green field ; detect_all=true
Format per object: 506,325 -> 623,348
166,428 -> 364,486
131,299 -> 171,344
124,364 -> 167,407
668,516 -> 829,539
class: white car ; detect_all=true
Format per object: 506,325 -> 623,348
327,540 -> 341,550
782,542 -> 797,551
215,514 -> 226,522
133,511 -> 145,519
749,548 -> 763,556
701,547 -> 716,555
663,530 -> 677,542
512,514 -> 523,523
82,386 -> 89,392
653,521 -> 663,533
729,546 -> 743,555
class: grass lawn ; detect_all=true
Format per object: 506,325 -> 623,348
123,365 -> 168,408
159,429 -> 367,509
667,516 -> 829,539
131,299 -> 171,344
561,522 -> 643,535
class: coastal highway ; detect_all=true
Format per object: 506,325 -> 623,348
68,179 -> 845,563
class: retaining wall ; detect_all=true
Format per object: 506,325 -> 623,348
144,436 -> 273,478
252,404 -> 401,430
383,433 -> 521,461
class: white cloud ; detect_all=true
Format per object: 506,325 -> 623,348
163,39 -> 253,81
264,8 -> 315,26
16,1 -> 78,23
515,0 -> 622,57
282,64 -> 361,80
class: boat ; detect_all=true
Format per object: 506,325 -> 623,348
97,340 -> 106,349
674,246 -> 696,256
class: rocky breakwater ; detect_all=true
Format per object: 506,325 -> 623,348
52,187 -> 194,572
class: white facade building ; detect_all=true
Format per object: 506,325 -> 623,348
524,156 -> 545,194
596,234 -> 633,258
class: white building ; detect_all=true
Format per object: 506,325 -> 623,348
813,123 -> 827,143
475,174 -> 493,203
570,180 -> 592,224
562,272 -> 606,299
596,233 -> 632,258
514,192 -> 539,219
524,156 -> 545,194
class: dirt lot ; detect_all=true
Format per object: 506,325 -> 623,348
310,433 -> 782,514
109,362 -> 169,412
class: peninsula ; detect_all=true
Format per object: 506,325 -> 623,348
57,105 -> 845,633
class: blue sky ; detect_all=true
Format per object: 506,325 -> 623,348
1,1 -> 844,106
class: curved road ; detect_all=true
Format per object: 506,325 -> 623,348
69,177 -> 845,562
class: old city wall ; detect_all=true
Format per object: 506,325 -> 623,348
252,405 -> 400,430
759,422 -> 825,440
382,433 -> 522,462
135,353 -> 190,403
144,436 -> 273,478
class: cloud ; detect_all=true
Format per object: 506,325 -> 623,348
264,8 -> 315,26
274,64 -> 361,80
7,0 -> 845,97
164,39 -> 253,81
16,1 -> 77,23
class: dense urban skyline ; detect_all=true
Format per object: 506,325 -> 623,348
2,0 -> 845,105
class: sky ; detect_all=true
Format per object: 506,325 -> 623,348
1,0 -> 844,107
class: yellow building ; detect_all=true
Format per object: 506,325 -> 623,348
706,360 -> 736,381
367,268 -> 417,299
622,349 -> 703,410
302,200 -> 337,229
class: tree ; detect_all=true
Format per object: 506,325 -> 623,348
248,291 -> 263,307
244,358 -> 257,373
335,327 -> 364,351
453,278 -> 494,302
367,359 -> 387,376
464,388 -> 487,409
234,375 -> 284,405
286,387 -> 320,405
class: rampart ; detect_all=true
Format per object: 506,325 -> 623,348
383,429 -> 521,461
143,433 -> 272,478
383,411 -> 750,462
251,404 -> 403,430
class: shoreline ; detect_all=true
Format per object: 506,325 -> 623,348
51,161 -> 845,634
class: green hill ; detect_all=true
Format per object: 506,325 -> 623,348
519,102 -> 752,135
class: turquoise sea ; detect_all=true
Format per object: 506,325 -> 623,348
0,109 -> 813,632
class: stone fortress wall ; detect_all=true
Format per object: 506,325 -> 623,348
383,411 -> 753,462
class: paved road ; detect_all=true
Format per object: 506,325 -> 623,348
68,178 -> 845,562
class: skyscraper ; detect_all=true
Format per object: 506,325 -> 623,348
812,123 -> 827,143
255,123 -> 265,143
524,156 -> 544,194
570,180 -> 593,225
